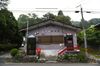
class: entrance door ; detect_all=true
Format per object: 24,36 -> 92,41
64,35 -> 74,51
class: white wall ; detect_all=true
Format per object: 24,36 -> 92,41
28,25 -> 76,36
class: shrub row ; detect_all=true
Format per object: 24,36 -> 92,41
56,53 -> 88,63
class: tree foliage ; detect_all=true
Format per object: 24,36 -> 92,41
0,9 -> 23,48
0,0 -> 9,9
10,48 -> 19,57
18,11 -> 72,29
18,14 -> 29,29
86,27 -> 100,49
42,12 -> 55,20
77,27 -> 100,50
58,10 -> 64,16
18,13 -> 42,29
55,10 -> 71,25
55,15 -> 71,25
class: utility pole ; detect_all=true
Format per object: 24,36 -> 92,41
80,7 -> 88,56
25,18 -> 29,54
25,13 -> 32,54
75,5 -> 88,56
25,15 -> 30,54
26,19 -> 29,54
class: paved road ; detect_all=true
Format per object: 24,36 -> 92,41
0,58 -> 5,63
0,63 -> 99,66
0,52 -> 11,63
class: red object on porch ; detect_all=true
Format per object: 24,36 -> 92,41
36,48 -> 41,55
58,47 -> 67,55
58,46 -> 80,55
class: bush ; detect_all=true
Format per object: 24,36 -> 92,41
56,55 -> 64,62
76,54 -> 87,62
10,48 -> 19,57
57,53 -> 88,63
63,54 -> 69,59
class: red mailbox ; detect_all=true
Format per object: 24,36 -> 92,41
36,48 -> 41,55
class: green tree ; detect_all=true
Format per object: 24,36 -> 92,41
18,14 -> 29,29
0,9 -> 23,49
55,10 -> 72,25
28,13 -> 42,26
0,0 -> 9,9
18,13 -> 41,29
42,12 -> 55,20
58,10 -> 64,16
55,15 -> 71,25
86,27 -> 100,49
31,13 -> 38,19
77,27 -> 100,50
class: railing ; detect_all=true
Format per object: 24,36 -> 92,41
58,46 -> 80,55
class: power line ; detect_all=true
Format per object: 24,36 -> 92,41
35,8 -> 58,9
9,9 -> 100,14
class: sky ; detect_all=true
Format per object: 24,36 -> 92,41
8,0 -> 100,21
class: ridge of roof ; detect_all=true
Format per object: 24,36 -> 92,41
20,20 -> 81,32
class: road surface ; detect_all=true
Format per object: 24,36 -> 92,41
0,63 -> 99,66
0,58 -> 5,63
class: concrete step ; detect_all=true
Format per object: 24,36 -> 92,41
45,56 -> 57,61
46,61 -> 57,63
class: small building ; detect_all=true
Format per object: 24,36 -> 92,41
21,20 -> 80,56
